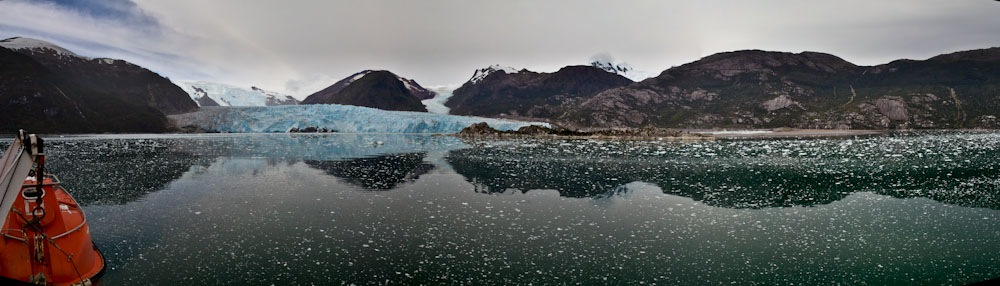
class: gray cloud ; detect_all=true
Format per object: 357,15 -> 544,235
1,0 -> 998,99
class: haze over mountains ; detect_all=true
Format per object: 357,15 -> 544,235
1,36 -> 997,133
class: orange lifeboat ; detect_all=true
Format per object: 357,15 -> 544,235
0,131 -> 104,286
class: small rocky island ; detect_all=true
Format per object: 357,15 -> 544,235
454,122 -> 713,140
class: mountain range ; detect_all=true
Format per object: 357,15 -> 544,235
444,48 -> 999,130
1,35 -> 997,133
553,49 -> 1000,129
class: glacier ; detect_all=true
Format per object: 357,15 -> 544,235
177,81 -> 299,107
169,104 -> 547,133
421,84 -> 460,114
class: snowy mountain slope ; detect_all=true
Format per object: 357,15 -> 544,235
589,56 -> 656,82
469,65 -> 521,84
421,84 -> 461,114
0,37 -> 132,67
190,86 -> 221,106
178,81 -> 299,107
590,60 -> 634,76
169,104 -> 547,133
0,37 -> 81,57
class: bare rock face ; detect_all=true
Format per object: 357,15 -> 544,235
874,98 -> 909,121
762,94 -> 803,112
978,115 -> 999,128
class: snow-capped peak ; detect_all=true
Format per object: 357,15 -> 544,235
588,53 -> 655,81
0,37 -> 80,57
590,59 -> 634,75
340,70 -> 434,99
469,65 -> 520,84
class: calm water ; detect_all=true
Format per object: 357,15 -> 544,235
6,132 -> 999,285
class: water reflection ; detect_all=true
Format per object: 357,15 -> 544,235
305,153 -> 435,190
446,132 -> 1000,209
15,134 -> 468,205
42,139 -> 213,205
86,161 -> 1000,285
1,132 -> 996,284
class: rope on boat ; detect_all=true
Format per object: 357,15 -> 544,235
12,208 -> 86,284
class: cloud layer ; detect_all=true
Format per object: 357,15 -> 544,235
2,0 -> 998,99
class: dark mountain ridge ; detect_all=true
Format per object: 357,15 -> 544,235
461,48 -> 1000,130
446,65 -> 633,118
1,37 -> 198,115
0,47 -> 169,133
301,70 -> 433,111
302,70 -> 429,112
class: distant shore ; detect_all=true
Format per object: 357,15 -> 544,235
691,128 -> 884,138
454,122 -> 715,141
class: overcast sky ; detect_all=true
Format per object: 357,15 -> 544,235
1,0 -> 998,99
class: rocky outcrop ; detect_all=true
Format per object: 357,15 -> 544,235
762,94 -> 803,112
874,98 -> 908,121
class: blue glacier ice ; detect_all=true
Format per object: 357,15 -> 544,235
169,105 -> 547,133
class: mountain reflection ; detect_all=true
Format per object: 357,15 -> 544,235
42,139 -> 213,205
446,135 -> 1000,209
305,152 -> 434,190
446,147 -> 853,207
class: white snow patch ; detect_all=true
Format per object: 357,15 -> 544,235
0,37 -> 80,57
349,71 -> 373,83
589,53 -> 656,82
178,81 -> 297,107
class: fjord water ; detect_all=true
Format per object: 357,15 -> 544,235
11,132 -> 1000,284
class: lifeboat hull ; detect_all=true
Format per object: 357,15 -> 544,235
0,177 -> 104,286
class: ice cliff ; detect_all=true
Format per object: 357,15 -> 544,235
169,105 -> 547,133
